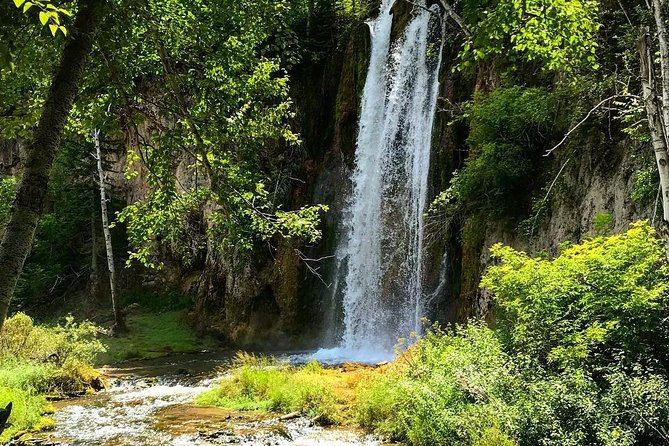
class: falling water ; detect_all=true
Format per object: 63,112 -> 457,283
317,0 -> 445,362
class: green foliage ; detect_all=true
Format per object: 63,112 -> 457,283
88,0 -> 330,268
10,0 -> 70,36
631,164 -> 660,204
482,221 -> 669,373
357,324 -> 519,446
1,0 -> 68,73
13,143 -> 98,309
0,313 -> 105,393
356,223 -> 669,446
0,313 -> 105,441
1,313 -> 104,366
593,211 -> 614,235
196,353 -> 340,425
458,0 -> 600,74
0,176 -> 16,229
0,386 -> 54,443
435,87 -> 554,218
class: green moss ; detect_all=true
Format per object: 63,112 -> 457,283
593,211 -> 614,235
97,311 -> 215,364
459,216 -> 487,319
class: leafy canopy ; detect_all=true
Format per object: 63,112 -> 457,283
458,0 -> 601,73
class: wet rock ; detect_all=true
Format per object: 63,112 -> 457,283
90,376 -> 106,391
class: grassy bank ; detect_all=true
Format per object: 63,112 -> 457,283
0,308 -> 211,441
0,313 -> 104,442
97,310 -> 214,364
195,352 -> 370,425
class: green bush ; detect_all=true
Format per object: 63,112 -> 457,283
0,313 -> 105,394
356,324 -> 520,446
355,222 -> 669,446
0,313 -> 104,441
440,87 -> 555,217
482,221 -> 669,373
0,386 -> 54,443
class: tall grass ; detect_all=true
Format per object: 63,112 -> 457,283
0,313 -> 105,442
196,353 -> 350,424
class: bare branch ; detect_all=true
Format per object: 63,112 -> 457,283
294,249 -> 333,288
544,94 -> 638,157
439,0 -> 470,36
528,158 -> 572,237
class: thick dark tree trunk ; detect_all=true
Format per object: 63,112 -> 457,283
0,0 -> 105,332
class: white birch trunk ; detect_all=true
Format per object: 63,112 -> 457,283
638,27 -> 669,260
94,130 -> 126,333
652,0 -> 669,131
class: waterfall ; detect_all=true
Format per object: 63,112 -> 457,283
317,0 -> 445,363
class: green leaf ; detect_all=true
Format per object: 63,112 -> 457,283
39,11 -> 49,26
49,24 -> 58,36
59,26 -> 67,36
23,2 -> 33,12
13,0 -> 26,8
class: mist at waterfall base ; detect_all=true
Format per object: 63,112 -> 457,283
314,0 -> 445,364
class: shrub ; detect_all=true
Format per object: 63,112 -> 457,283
356,324 -> 520,446
0,313 -> 105,394
0,314 -> 105,440
439,87 -> 555,217
354,222 -> 669,446
482,221 -> 669,373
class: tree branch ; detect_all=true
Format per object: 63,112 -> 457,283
544,94 -> 637,157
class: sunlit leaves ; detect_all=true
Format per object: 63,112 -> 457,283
10,0 -> 70,37
458,0 -> 601,74
482,221 -> 669,372
102,0 -> 325,267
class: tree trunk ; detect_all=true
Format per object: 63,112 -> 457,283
638,26 -> 669,260
651,0 -> 669,132
94,130 -> 127,334
89,189 -> 100,301
0,0 -> 105,333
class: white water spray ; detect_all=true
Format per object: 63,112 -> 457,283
317,0 -> 445,362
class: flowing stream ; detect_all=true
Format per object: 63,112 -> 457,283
318,0 -> 445,362
34,352 -> 380,446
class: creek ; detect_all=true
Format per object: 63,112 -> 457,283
33,352 -> 381,446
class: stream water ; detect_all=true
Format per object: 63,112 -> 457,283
28,352 -> 381,446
